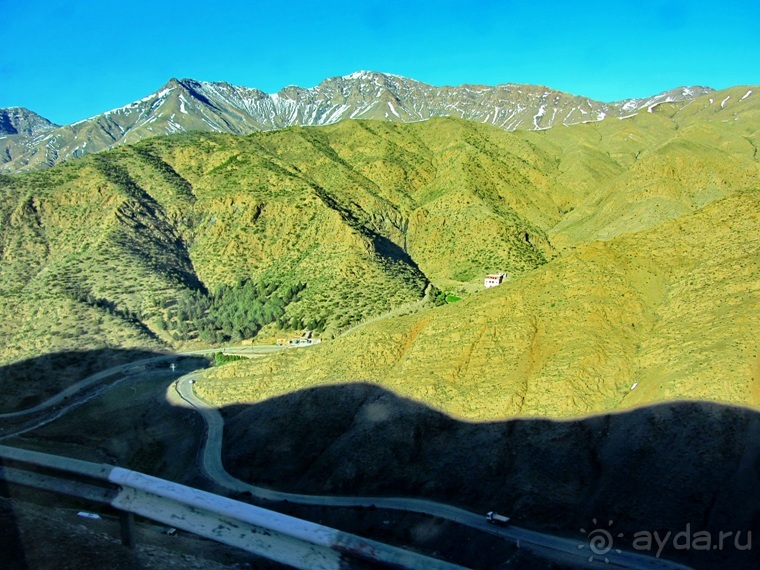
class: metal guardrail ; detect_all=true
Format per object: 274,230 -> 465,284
0,444 -> 467,570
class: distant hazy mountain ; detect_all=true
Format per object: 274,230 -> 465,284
0,72 -> 713,173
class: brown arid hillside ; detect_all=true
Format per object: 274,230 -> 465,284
197,187 -> 759,419
193,185 -> 759,570
0,86 -> 757,406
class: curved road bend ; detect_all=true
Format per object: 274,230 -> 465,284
0,346 -> 696,569
176,373 -> 694,570
0,347 -> 286,443
0,346 -> 285,420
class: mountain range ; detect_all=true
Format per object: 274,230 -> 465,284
1,82 -> 756,383
1,71 -> 713,173
2,72 -> 759,569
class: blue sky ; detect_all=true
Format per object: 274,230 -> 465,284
2,0 -> 758,125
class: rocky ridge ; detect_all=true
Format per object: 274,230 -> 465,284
0,72 -> 712,173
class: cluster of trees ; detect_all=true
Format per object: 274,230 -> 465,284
92,155 -> 144,200
212,352 -> 246,366
161,278 -> 306,343
66,283 -> 143,325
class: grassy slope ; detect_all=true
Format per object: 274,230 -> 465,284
167,119 -> 557,291
197,186 -> 760,420
0,162 -> 177,363
0,117 -> 559,366
1,87 -> 757,407
541,86 -> 760,248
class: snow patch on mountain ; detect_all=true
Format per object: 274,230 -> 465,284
533,105 -> 546,129
2,74 -> 720,173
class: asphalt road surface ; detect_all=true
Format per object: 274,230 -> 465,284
175,372 -> 694,570
0,345 -> 697,569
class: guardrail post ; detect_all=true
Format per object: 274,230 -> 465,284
120,510 -> 136,549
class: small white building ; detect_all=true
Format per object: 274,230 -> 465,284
484,273 -> 506,288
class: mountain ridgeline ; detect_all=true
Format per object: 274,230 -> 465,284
0,83 -> 757,419
0,107 -> 58,137
1,72 -> 712,173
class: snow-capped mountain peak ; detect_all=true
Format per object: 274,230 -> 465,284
1,73 -> 717,173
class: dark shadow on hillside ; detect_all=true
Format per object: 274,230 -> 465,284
214,383 -> 760,570
0,348 -> 177,414
0,348 -> 212,483
0,349 -> 211,462
372,231 -> 423,269
3,346 -> 758,569
0,348 -> 216,568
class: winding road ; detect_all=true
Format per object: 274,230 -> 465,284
0,346 -> 287,420
0,345 -> 696,568
0,354 -> 179,420
175,372 -> 694,570
0,347 -> 283,441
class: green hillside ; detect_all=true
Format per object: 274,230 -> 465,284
1,87 -> 758,418
0,117 -> 557,365
539,85 -> 760,248
198,186 -> 760,419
